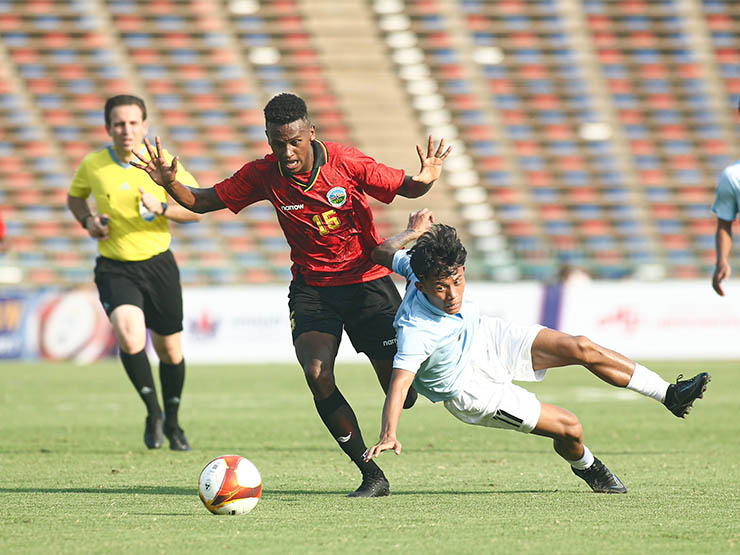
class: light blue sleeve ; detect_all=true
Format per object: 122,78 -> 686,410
391,249 -> 415,280
712,169 -> 740,222
392,326 -> 433,374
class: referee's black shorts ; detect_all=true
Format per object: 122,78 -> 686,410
94,250 -> 183,336
288,270 -> 402,360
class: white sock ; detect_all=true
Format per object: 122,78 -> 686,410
568,445 -> 595,470
626,363 -> 670,402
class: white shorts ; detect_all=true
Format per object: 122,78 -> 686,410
443,317 -> 546,434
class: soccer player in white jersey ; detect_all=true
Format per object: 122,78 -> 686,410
364,210 -> 710,493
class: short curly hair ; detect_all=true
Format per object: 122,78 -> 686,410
408,224 -> 467,282
264,93 -> 309,125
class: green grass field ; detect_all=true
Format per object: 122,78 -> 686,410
1,360 -> 738,554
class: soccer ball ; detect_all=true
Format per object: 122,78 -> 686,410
198,455 -> 262,515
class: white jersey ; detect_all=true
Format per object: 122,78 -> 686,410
712,159 -> 740,222
391,250 -> 479,402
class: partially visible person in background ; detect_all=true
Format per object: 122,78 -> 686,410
711,101 -> 740,296
66,94 -> 201,451
0,207 -> 6,252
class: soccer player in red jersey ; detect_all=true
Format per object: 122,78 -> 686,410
132,93 -> 451,496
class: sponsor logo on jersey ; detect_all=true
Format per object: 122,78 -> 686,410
280,203 -> 305,211
382,338 -> 397,347
326,186 -> 347,208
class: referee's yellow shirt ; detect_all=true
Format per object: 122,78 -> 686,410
69,146 -> 199,261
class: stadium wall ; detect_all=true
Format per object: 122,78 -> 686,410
1,282 -> 738,363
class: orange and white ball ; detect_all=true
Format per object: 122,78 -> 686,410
198,455 -> 262,515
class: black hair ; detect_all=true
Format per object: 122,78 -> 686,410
264,93 -> 309,125
408,224 -> 467,282
104,94 -> 147,127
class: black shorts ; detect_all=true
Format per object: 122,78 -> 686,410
94,250 -> 183,336
288,271 -> 402,359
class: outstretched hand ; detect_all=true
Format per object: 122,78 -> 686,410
412,136 -> 452,185
712,262 -> 731,296
363,436 -> 402,462
130,136 -> 179,189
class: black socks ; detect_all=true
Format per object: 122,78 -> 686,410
120,349 -> 161,416
120,350 -> 186,429
159,359 -> 185,430
315,387 -> 382,476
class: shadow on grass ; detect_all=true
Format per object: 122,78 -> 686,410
266,488 -> 561,496
0,486 -> 560,496
0,486 -> 193,495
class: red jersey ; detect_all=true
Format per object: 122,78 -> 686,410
214,140 -> 406,286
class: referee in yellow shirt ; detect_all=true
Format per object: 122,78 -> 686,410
67,95 -> 201,451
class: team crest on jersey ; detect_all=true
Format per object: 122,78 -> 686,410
326,186 -> 347,207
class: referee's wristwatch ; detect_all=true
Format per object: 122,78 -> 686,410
160,202 -> 168,216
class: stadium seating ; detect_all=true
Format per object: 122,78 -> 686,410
0,0 -> 738,285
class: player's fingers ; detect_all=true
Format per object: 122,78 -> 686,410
434,138 -> 446,157
439,145 -> 453,159
130,148 -> 147,163
155,136 -> 164,160
143,137 -> 156,160
426,134 -> 434,156
129,160 -> 145,169
171,155 -> 179,174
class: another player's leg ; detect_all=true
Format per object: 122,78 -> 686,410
151,330 -> 190,451
533,403 -> 627,494
371,359 -> 417,409
296,331 -> 389,497
349,275 -> 417,409
530,328 -> 710,417
110,304 -> 163,449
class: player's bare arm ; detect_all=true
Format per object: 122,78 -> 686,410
130,136 -> 226,214
371,209 -> 435,269
713,218 -> 733,296
364,368 -> 415,461
397,136 -> 453,198
67,194 -> 109,239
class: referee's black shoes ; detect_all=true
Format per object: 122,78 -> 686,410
572,458 -> 628,494
144,414 -> 164,449
165,425 -> 191,451
663,372 -> 711,418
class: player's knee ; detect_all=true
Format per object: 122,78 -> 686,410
118,336 -> 146,354
302,359 -> 335,393
561,413 -> 583,443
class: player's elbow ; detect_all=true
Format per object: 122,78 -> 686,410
371,245 -> 392,269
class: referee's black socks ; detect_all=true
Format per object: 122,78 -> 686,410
315,387 -> 383,476
160,359 -> 185,430
120,349 -> 161,416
